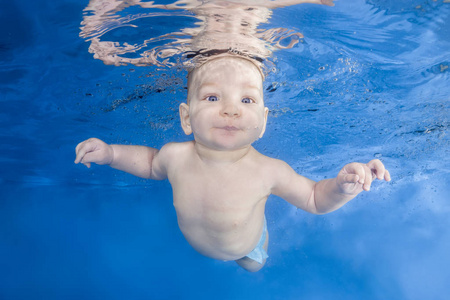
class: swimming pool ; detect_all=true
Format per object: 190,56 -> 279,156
1,0 -> 449,299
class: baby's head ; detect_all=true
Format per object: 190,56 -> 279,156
180,55 -> 269,151
186,54 -> 265,103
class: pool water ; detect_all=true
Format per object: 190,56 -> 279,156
1,0 -> 449,299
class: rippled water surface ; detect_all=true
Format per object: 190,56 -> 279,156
1,0 -> 449,299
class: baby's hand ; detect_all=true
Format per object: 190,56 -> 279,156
336,159 -> 391,194
74,138 -> 114,168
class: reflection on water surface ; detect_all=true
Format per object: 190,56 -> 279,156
80,0 -> 333,70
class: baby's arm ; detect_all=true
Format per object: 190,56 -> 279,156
271,159 -> 391,214
74,138 -> 167,180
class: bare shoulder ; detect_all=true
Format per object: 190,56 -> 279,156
249,148 -> 295,181
250,149 -> 314,200
250,148 -> 290,168
158,141 -> 194,162
151,141 -> 194,180
160,141 -> 194,153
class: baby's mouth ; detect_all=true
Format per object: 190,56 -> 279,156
221,126 -> 239,131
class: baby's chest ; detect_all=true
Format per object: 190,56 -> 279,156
171,168 -> 270,212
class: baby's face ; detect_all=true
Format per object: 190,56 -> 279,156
180,57 -> 268,151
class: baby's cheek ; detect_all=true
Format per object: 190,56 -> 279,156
244,119 -> 261,130
189,120 -> 202,136
190,114 -> 206,130
246,121 -> 264,137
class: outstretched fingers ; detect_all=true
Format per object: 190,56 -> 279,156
362,164 -> 374,191
74,138 -> 103,168
74,140 -> 89,165
338,159 -> 391,195
367,159 -> 391,182
339,163 -> 369,191
342,162 -> 380,191
384,169 -> 391,182
350,163 -> 373,191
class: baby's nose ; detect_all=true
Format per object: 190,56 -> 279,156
220,102 -> 240,117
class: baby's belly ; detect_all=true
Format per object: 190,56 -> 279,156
175,208 -> 266,261
171,184 -> 269,260
180,221 -> 264,261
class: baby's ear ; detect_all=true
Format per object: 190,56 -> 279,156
179,103 -> 192,135
259,107 -> 269,138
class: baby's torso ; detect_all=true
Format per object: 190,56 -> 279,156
166,142 -> 272,260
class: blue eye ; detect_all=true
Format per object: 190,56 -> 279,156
206,95 -> 218,102
241,97 -> 254,104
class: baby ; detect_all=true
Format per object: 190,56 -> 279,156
75,56 -> 391,272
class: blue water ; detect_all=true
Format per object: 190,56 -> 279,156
1,0 -> 449,299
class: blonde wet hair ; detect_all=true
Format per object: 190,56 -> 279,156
186,52 -> 265,103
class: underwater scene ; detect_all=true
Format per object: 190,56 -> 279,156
1,0 -> 449,299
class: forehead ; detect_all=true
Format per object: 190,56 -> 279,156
188,56 -> 264,94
